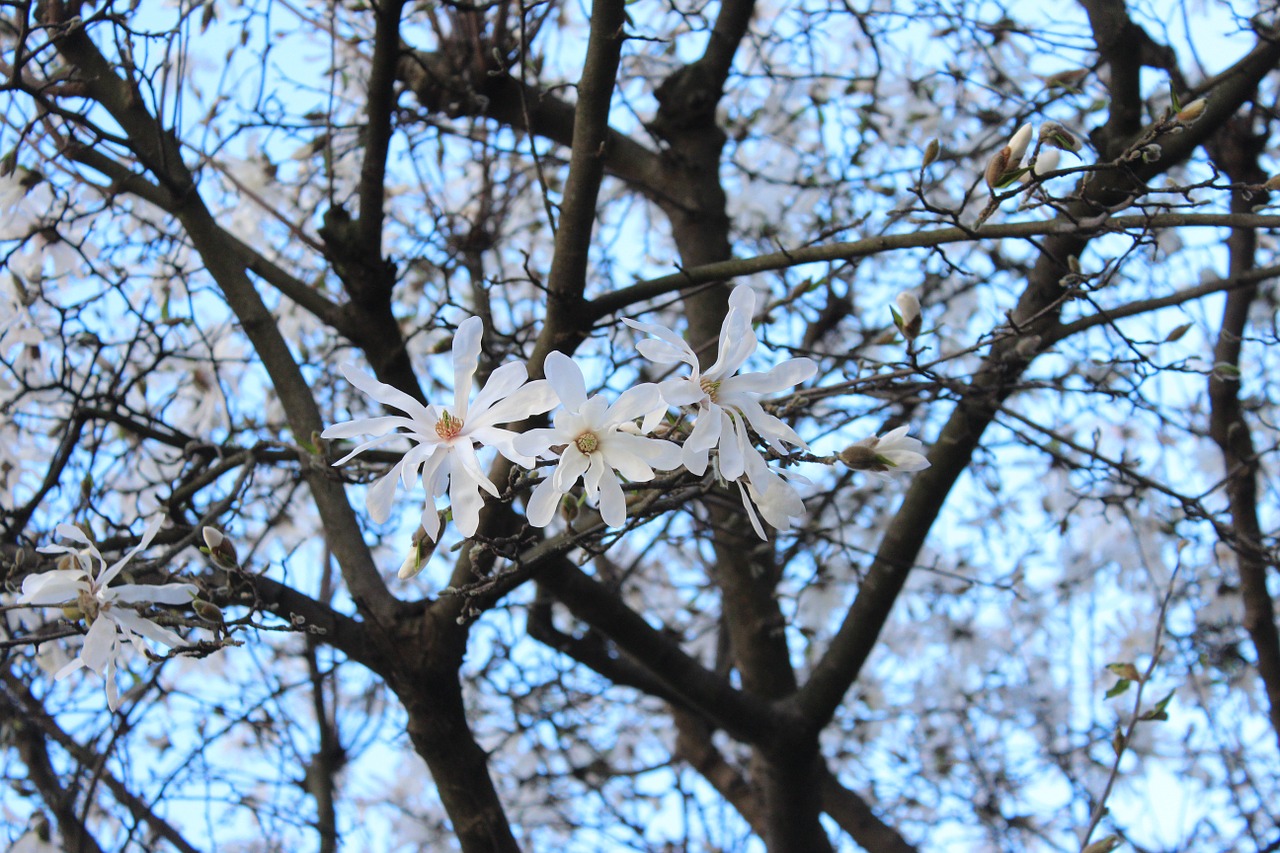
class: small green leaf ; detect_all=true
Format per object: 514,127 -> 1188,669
1105,679 -> 1131,699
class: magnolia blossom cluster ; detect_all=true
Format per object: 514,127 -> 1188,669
17,517 -> 197,710
325,285 -> 932,562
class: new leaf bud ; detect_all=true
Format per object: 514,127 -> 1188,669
202,527 -> 239,569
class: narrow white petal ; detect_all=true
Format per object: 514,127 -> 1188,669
452,316 -> 484,418
717,412 -> 748,482
79,616 -> 118,675
449,468 -> 488,537
110,583 -> 198,606
340,363 -> 434,424
722,358 -> 816,395
470,361 -> 529,417
660,378 -> 706,408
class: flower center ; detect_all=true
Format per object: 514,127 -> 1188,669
434,411 -> 464,441
700,377 -> 721,402
574,432 -> 600,454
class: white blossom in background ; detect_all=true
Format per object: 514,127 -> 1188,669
836,426 -> 931,479
18,516 -> 197,710
624,284 -> 817,537
323,316 -> 556,542
513,352 -> 683,528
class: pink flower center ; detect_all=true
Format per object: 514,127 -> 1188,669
434,411 -> 464,441
574,432 -> 600,454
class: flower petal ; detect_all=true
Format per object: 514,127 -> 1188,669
721,358 -> 816,396
525,477 -> 563,528
544,351 -> 589,413
470,361 -> 529,418
451,317 -> 484,418
339,363 -> 435,425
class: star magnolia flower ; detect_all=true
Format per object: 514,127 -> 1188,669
624,284 -> 816,536
513,352 -> 683,528
836,426 -> 931,479
19,516 -> 197,711
323,316 -> 555,542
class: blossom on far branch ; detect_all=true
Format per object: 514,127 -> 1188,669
513,352 -> 683,529
18,516 -> 198,711
836,426 -> 931,479
323,316 -> 555,543
624,284 -> 817,538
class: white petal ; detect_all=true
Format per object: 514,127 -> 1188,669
79,616 -> 118,675
18,571 -> 87,605
452,440 -> 500,497
525,478 -> 563,528
659,378 -> 706,407
340,363 -> 434,424
98,515 -> 166,588
717,412 -> 748,482
602,384 -> 661,426
322,414 -> 419,440
513,427 -> 563,459
544,351 -> 588,412
110,583 -> 198,606
452,317 -> 484,418
707,301 -> 757,380
595,467 -> 627,527
449,467 -> 488,537
469,380 -> 557,430
551,447 -> 591,491
112,609 -> 185,649
470,361 -> 529,418
365,462 -> 407,523
733,397 -> 807,452
722,358 -> 816,395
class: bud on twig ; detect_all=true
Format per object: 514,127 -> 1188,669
1173,97 -> 1207,124
922,138 -> 940,169
202,527 -> 239,569
892,291 -> 922,341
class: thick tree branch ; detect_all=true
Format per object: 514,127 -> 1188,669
792,30 -> 1280,731
1206,116 -> 1280,750
41,11 -> 399,630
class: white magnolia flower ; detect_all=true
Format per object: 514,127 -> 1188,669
514,352 -> 683,528
624,284 -> 816,536
836,426 -> 931,479
19,516 -> 197,711
323,316 -> 555,542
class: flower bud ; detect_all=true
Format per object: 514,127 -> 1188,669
397,526 -> 436,580
1022,149 -> 1060,183
1173,97 -> 1207,124
893,292 -> 922,341
202,526 -> 239,569
984,147 -> 1012,189
922,138 -> 940,168
192,599 -> 225,624
1006,123 -> 1033,163
836,444 -> 890,472
1038,122 -> 1081,153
